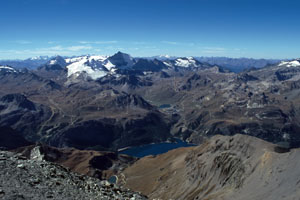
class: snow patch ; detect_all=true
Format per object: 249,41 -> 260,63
50,60 -> 57,65
279,60 -> 300,67
66,57 -> 107,80
0,66 -> 17,72
175,57 -> 197,68
103,60 -> 116,71
65,55 -> 107,64
159,55 -> 171,59
163,61 -> 172,67
30,56 -> 49,60
65,56 -> 85,64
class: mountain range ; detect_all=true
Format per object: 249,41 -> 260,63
1,51 -> 300,199
0,52 -> 300,151
0,54 -> 282,72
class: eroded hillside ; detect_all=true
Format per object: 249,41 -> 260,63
122,134 -> 300,200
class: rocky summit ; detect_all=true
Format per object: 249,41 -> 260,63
0,150 -> 147,200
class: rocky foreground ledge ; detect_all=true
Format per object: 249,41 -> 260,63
0,151 -> 147,200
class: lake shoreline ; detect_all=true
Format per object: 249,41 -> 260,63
118,138 -> 196,158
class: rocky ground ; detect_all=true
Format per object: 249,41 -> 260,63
0,150 -> 147,200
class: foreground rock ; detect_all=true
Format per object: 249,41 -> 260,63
122,134 -> 300,200
0,151 -> 147,200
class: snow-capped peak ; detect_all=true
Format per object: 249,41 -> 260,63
0,65 -> 17,73
66,56 -> 108,80
150,55 -> 177,61
278,60 -> 300,68
175,57 -> 197,68
29,56 -> 49,61
47,56 -> 67,67
65,55 -> 108,64
159,55 -> 171,59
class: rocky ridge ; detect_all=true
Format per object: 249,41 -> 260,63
0,150 -> 147,200
122,134 -> 300,200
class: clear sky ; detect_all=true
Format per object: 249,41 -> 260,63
0,0 -> 299,59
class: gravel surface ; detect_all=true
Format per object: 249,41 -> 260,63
0,151 -> 147,200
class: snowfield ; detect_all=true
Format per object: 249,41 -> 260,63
278,60 -> 300,67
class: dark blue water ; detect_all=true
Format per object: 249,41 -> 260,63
119,139 -> 195,158
159,104 -> 171,109
108,176 -> 117,184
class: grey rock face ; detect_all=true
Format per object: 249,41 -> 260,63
0,151 -> 147,200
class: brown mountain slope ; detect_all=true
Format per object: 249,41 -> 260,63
15,144 -> 136,180
122,134 -> 300,200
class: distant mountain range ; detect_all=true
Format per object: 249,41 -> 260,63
0,54 -> 282,72
196,56 -> 281,72
0,56 -> 50,69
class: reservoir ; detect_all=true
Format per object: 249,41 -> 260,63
119,139 -> 195,158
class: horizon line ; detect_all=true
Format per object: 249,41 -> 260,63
0,52 -> 293,61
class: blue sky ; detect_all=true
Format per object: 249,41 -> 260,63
0,0 -> 299,59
